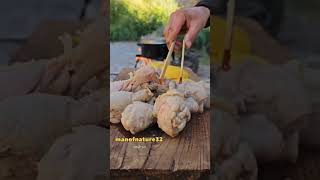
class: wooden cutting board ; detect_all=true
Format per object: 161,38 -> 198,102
110,110 -> 210,179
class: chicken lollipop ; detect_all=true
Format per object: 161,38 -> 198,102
176,81 -> 210,112
110,89 -> 154,124
153,89 -> 199,137
110,91 -> 133,124
121,101 -> 155,134
120,65 -> 160,92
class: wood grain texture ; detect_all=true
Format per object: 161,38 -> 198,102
110,110 -> 210,179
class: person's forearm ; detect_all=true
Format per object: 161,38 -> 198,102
196,0 -> 217,27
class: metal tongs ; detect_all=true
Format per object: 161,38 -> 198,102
160,40 -> 186,84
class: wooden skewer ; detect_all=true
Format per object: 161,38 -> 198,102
221,0 -> 236,71
160,41 -> 176,81
179,40 -> 186,84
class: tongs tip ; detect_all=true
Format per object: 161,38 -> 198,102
160,39 -> 186,84
178,40 -> 186,84
159,41 -> 176,81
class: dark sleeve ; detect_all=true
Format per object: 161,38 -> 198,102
196,0 -> 212,14
195,0 -> 220,27
196,0 -> 226,14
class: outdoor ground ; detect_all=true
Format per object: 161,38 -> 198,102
110,42 -> 210,81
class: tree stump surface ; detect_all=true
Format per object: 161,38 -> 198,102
110,110 -> 210,178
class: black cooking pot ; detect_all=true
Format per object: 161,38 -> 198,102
137,38 -> 173,61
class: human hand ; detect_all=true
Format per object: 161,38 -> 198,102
164,6 -> 210,49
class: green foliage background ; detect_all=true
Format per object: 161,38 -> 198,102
110,0 -> 210,50
110,0 -> 178,41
